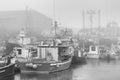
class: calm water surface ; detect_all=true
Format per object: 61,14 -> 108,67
4,59 -> 120,80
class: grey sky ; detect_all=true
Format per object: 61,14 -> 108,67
0,0 -> 120,32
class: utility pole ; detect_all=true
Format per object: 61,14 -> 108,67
87,10 -> 96,32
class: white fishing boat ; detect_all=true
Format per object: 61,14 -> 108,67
86,45 -> 100,59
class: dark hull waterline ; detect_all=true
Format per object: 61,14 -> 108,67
0,63 -> 15,78
72,56 -> 86,64
19,58 -> 72,74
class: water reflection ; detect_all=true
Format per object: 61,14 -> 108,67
3,59 -> 120,80
1,76 -> 14,80
72,59 -> 120,80
15,69 -> 73,80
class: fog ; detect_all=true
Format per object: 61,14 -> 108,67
0,0 -> 119,33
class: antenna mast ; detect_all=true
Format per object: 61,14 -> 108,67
25,0 -> 31,36
53,0 -> 57,37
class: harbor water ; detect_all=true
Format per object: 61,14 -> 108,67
4,59 -> 120,80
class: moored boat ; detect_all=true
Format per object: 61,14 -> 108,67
14,43 -> 73,73
86,45 -> 100,59
86,45 -> 116,59
98,45 -> 118,60
0,57 -> 15,78
72,48 -> 86,64
0,41 -> 15,78
99,50 -> 117,60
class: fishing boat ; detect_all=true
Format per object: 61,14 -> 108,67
99,49 -> 117,60
91,45 -> 118,60
72,47 -> 86,63
12,1 -> 73,73
99,46 -> 108,59
13,42 -> 73,73
107,50 -> 117,59
13,29 -> 73,73
86,45 -> 114,59
86,45 -> 100,59
0,41 -> 15,78
0,57 -> 15,78
71,38 -> 87,63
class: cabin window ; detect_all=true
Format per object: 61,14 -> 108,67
91,46 -> 96,51
17,49 -> 22,55
31,48 -> 38,58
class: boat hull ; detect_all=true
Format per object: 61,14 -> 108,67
72,56 -> 86,64
18,58 -> 72,74
72,49 -> 86,63
86,54 -> 99,59
0,63 -> 15,78
99,54 -> 117,60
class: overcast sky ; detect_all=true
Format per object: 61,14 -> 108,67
0,0 -> 120,32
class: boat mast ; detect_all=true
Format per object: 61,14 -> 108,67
98,9 -> 101,45
82,10 -> 85,34
82,10 -> 85,49
87,10 -> 96,33
25,0 -> 31,36
53,0 -> 58,38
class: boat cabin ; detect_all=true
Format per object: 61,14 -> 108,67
88,45 -> 99,54
14,45 -> 71,62
17,29 -> 31,45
